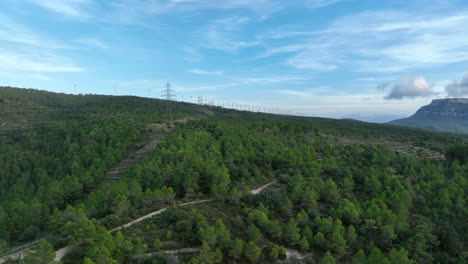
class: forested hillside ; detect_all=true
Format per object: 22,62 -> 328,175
0,87 -> 466,264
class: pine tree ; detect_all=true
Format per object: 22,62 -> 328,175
320,251 -> 336,264
153,238 -> 163,251
243,241 -> 261,262
24,239 -> 58,264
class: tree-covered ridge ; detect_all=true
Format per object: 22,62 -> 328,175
0,87 -> 207,250
0,86 -> 207,129
15,119 -> 462,264
0,87 -> 466,263
120,120 -> 466,264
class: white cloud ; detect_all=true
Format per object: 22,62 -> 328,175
77,38 -> 109,49
203,16 -> 260,53
305,0 -> 346,8
104,0 -> 286,26
276,89 -> 313,97
287,54 -> 338,71
0,50 -> 83,72
259,11 -> 468,73
0,13 -> 83,75
256,45 -> 304,59
188,69 -> 224,75
29,74 -> 53,81
445,72 -> 468,97
382,74 -> 436,100
30,0 -> 92,19
0,14 -> 65,49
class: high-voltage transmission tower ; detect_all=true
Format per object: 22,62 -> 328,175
161,81 -> 176,127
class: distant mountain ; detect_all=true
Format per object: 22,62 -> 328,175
389,98 -> 468,133
342,114 -> 406,123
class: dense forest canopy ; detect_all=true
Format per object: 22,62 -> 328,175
0,87 -> 466,264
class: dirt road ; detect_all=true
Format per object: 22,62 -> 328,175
54,181 -> 275,261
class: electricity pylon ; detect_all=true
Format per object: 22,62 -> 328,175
161,82 -> 176,127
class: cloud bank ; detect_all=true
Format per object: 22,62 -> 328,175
445,72 -> 468,97
382,75 -> 436,100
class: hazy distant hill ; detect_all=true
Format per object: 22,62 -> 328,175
389,98 -> 468,134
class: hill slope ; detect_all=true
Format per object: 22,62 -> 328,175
0,87 -> 467,264
389,98 -> 468,133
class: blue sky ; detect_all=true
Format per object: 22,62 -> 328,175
1,0 -> 468,122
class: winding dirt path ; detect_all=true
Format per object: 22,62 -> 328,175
54,181 -> 275,261
137,247 -> 199,258
0,240 -> 40,264
109,199 -> 213,233
1,178 -> 275,264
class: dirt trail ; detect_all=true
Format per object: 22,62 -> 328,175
106,118 -> 194,180
54,181 -> 275,261
0,240 -> 40,264
105,122 -> 174,179
137,247 -> 199,258
105,138 -> 161,178
109,199 -> 212,233
0,248 -> 33,264
251,181 -> 275,195
1,180 -> 276,263
285,248 -> 306,260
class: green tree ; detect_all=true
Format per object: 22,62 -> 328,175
85,243 -> 117,264
269,246 -> 279,260
346,225 -> 357,246
195,242 -> 223,264
152,238 -> 163,251
83,257 -> 96,264
302,226 -> 313,240
198,227 -> 218,247
388,248 -> 414,264
278,246 -> 287,259
228,238 -> 244,259
243,241 -> 261,263
367,248 -> 390,264
111,194 -> 130,215
284,218 -> 301,244
24,239 -> 58,264
379,225 -> 397,247
266,220 -> 283,239
296,209 -> 309,226
313,232 -> 326,248
341,172 -> 355,193
320,251 -> 336,264
322,179 -> 340,203
132,238 -> 147,256
247,224 -> 263,243
71,218 -> 96,246
214,219 -> 231,247
299,236 -> 310,251
353,249 -> 367,264
211,166 -> 231,199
